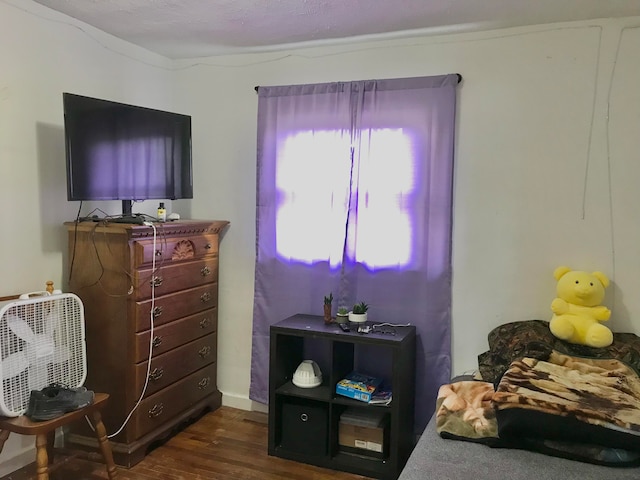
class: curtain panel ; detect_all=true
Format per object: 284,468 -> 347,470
251,75 -> 458,432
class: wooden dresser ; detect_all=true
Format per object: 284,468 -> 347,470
64,219 -> 229,467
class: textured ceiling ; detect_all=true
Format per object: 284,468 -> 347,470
31,0 -> 640,59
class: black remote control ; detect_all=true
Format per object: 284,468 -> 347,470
338,323 -> 350,332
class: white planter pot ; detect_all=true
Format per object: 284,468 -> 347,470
348,312 -> 368,323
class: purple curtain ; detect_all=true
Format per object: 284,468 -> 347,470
250,75 -> 457,433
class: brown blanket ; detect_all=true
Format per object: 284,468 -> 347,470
492,351 -> 640,452
435,363 -> 640,466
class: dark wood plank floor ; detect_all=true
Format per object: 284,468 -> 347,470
2,407 -> 373,480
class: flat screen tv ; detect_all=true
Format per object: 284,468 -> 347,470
64,93 -> 193,216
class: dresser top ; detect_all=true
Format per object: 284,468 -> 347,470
65,219 -> 229,238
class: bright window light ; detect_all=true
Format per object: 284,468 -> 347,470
276,129 -> 414,269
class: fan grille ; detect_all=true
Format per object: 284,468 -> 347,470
0,293 -> 87,417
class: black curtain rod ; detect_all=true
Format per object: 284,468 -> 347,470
254,74 -> 462,92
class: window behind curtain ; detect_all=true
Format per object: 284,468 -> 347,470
251,75 -> 458,433
277,128 -> 415,268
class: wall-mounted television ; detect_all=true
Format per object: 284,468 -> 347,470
63,93 -> 193,216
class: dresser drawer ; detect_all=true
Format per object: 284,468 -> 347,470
134,333 -> 216,396
130,364 -> 218,439
134,310 -> 217,363
135,284 -> 218,332
133,234 -> 219,268
134,257 -> 218,300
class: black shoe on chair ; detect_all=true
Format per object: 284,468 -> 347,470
25,383 -> 95,421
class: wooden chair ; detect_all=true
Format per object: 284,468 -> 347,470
0,284 -> 117,479
0,393 -> 117,479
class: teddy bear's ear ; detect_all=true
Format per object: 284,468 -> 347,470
554,266 -> 572,280
592,271 -> 610,288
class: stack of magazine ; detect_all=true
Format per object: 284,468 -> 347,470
369,386 -> 392,405
336,371 -> 392,405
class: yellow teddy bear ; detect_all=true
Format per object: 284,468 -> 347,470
549,266 -> 613,348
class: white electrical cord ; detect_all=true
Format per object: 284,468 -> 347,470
356,322 -> 411,334
86,221 -> 159,438
371,322 -> 411,328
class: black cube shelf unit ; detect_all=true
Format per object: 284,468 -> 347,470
268,314 -> 416,480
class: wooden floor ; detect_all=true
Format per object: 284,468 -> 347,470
2,407 -> 372,480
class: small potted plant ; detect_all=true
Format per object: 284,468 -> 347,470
336,306 -> 349,324
349,301 -> 368,323
323,293 -> 333,324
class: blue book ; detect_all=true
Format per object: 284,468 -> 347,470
336,371 -> 383,403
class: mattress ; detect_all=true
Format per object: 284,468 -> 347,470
398,415 -> 640,480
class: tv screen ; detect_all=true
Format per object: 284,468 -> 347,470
64,93 -> 193,207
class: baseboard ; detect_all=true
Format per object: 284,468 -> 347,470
0,447 -> 36,478
221,392 -> 267,413
0,428 -> 68,478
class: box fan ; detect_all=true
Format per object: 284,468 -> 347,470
0,291 -> 87,417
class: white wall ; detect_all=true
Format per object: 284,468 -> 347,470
175,18 -> 640,404
0,0 -> 175,473
2,0 -> 640,472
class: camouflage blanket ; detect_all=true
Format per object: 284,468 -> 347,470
478,319 -> 640,386
492,351 -> 640,452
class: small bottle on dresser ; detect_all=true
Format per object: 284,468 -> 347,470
157,202 -> 167,222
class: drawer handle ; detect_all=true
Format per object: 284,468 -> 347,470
148,403 -> 164,418
149,367 -> 164,381
204,243 -> 212,250
200,318 -> 211,329
201,266 -> 211,276
300,413 -> 308,422
150,276 -> 163,287
152,336 -> 163,348
198,346 -> 211,358
152,306 -> 163,318
155,250 -> 163,257
198,377 -> 211,390
201,292 -> 211,303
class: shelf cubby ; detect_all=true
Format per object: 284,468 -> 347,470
268,313 -> 416,480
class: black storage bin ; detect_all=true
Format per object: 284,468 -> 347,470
280,399 -> 328,455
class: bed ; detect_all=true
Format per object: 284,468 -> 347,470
398,414 -> 640,480
398,320 -> 640,480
